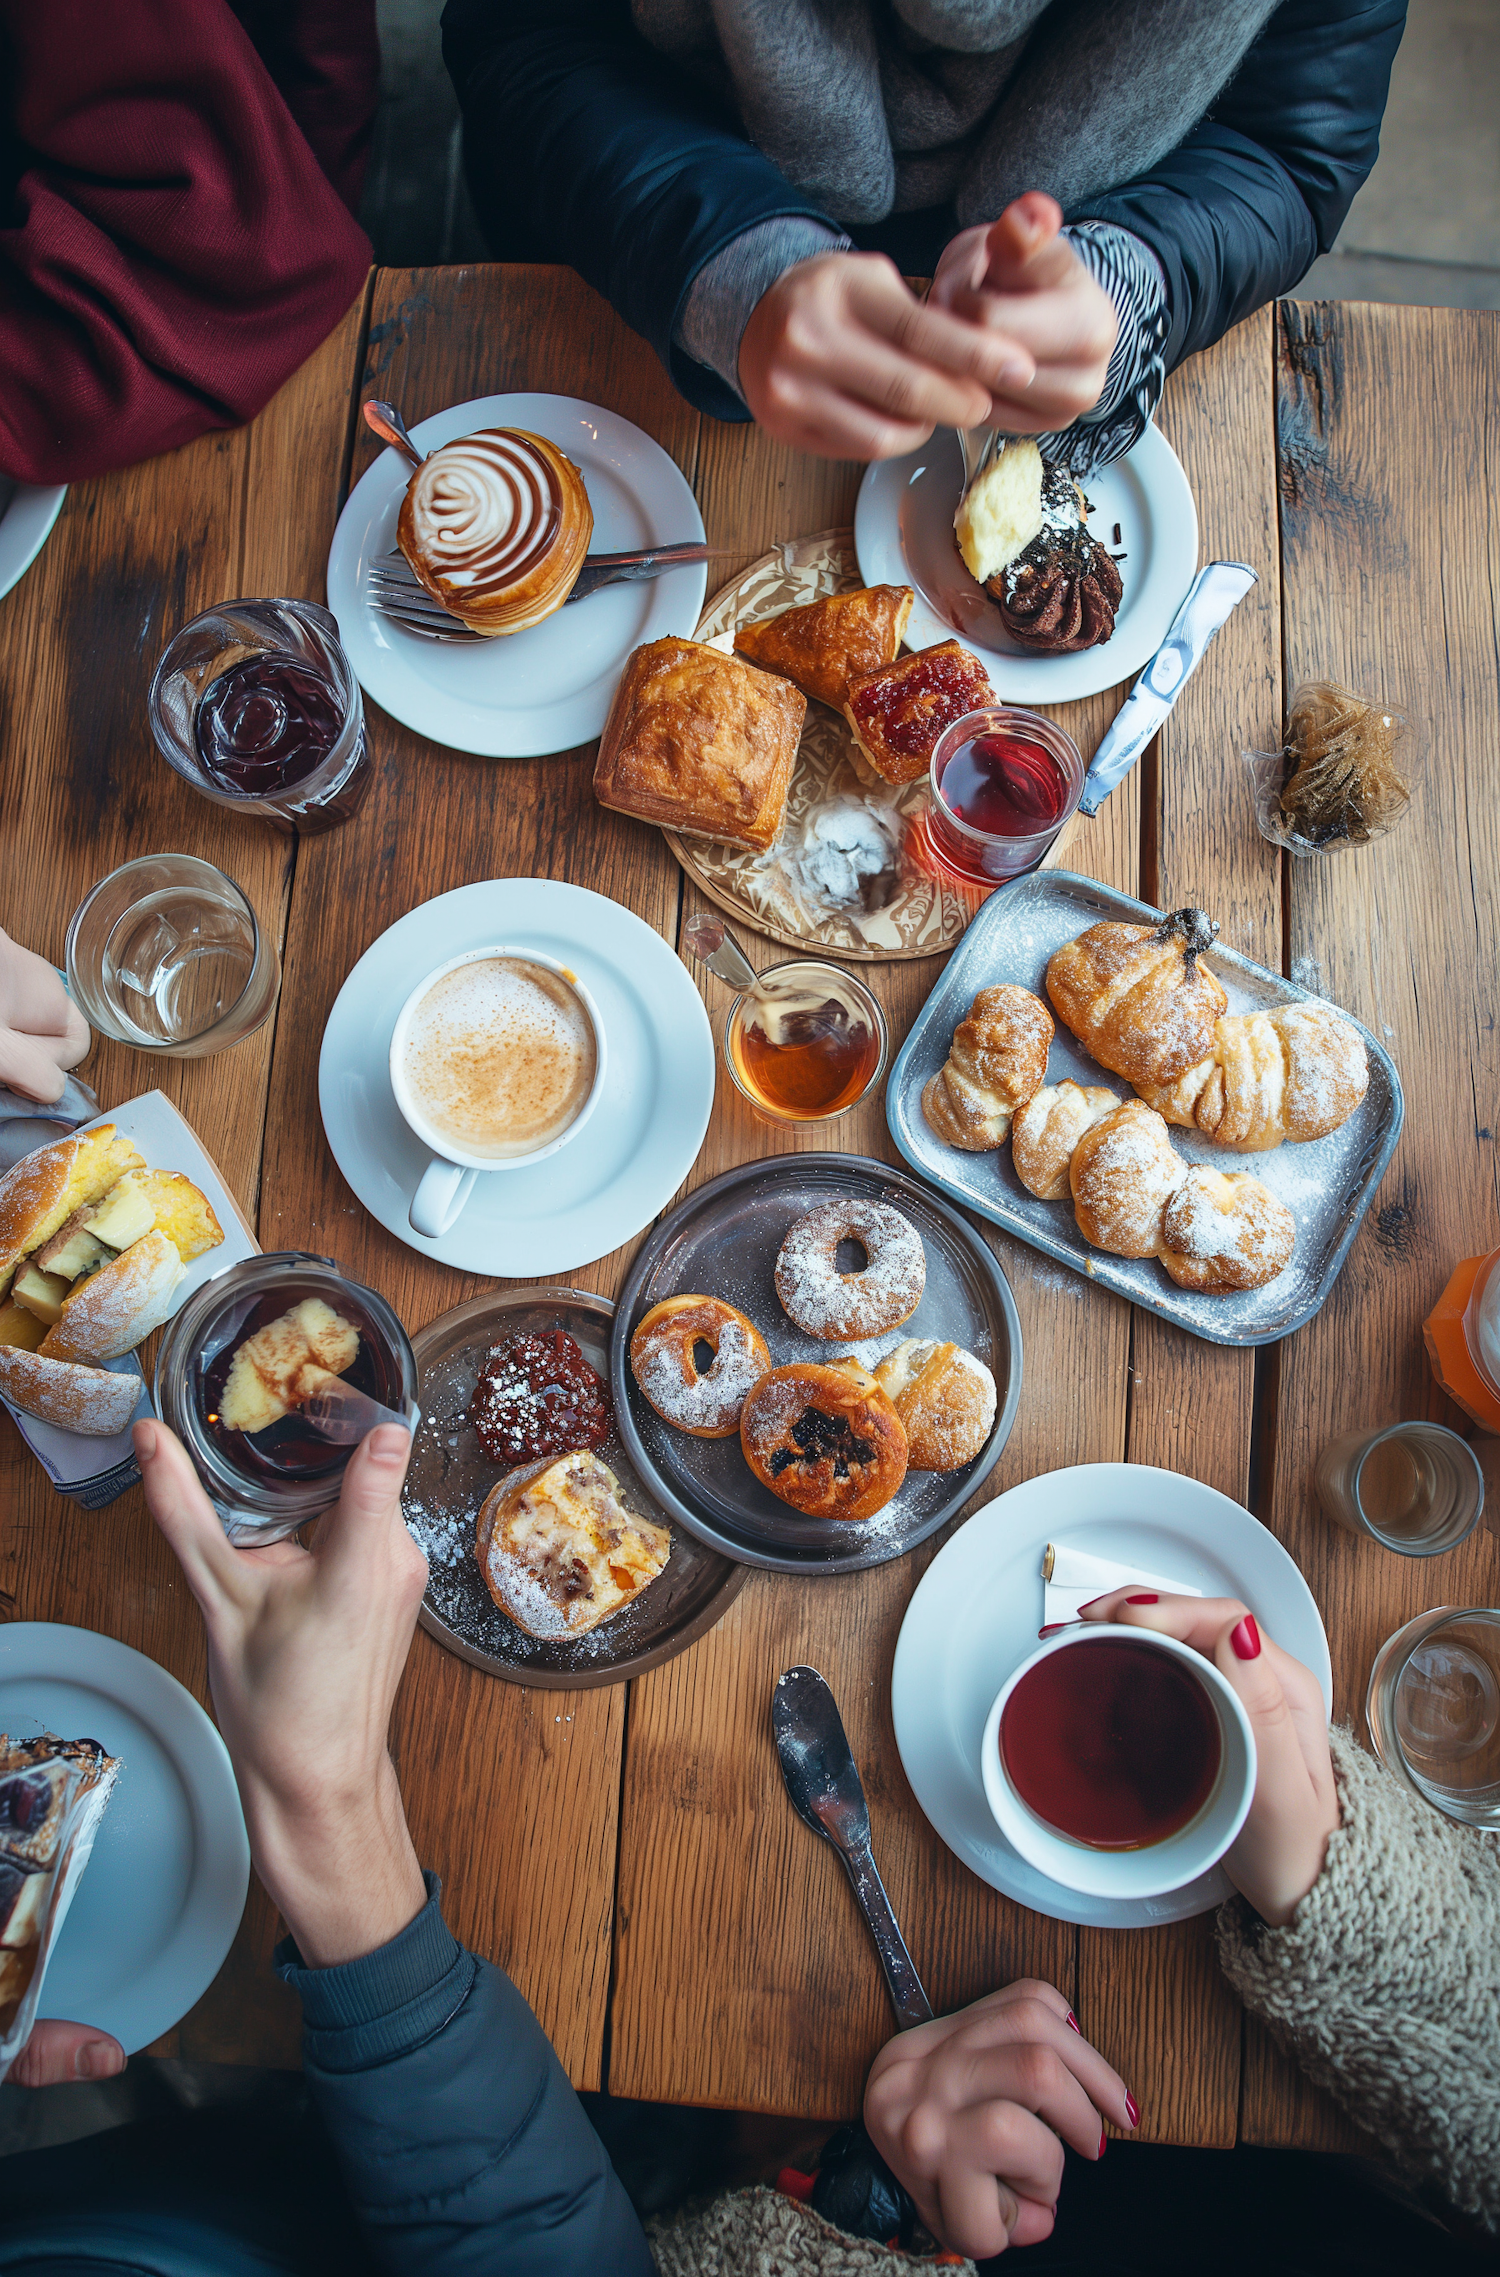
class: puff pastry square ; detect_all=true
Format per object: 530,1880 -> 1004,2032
733,584 -> 913,711
593,638 -> 805,852
843,639 -> 995,786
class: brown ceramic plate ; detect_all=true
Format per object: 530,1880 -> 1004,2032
404,1288 -> 746,1687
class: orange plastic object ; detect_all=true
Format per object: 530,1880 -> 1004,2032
1423,1253 -> 1500,1432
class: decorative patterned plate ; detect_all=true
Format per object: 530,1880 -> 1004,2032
664,531 -> 970,962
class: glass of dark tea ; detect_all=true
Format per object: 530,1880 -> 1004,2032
922,706 -> 1085,886
155,1252 -> 418,1542
980,1627 -> 1256,1899
149,598 -> 369,833
722,960 -> 888,1126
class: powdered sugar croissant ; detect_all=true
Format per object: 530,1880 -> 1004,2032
1046,908 -> 1228,1090
1069,1101 -> 1294,1293
922,984 -> 1053,1150
1134,1003 -> 1368,1151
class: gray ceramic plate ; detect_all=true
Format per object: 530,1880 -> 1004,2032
612,1155 -> 1022,1574
404,1289 -> 745,1687
886,870 -> 1404,1346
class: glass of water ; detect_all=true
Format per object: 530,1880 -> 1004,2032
65,854 -> 280,1056
1314,1420 -> 1484,1555
1367,1607 -> 1500,1829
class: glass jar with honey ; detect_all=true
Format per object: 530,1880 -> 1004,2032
722,959 -> 888,1125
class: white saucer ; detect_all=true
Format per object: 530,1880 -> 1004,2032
318,879 -> 716,1277
854,424 -> 1198,704
0,1623 -> 249,2053
326,393 -> 706,757
891,1464 -> 1332,1928
0,484 -> 67,605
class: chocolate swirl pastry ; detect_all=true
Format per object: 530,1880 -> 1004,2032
398,427 -> 593,635
990,464 -> 1122,654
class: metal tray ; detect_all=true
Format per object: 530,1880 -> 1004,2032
886,871 -> 1404,1347
612,1155 -> 1022,1574
403,1289 -> 745,1688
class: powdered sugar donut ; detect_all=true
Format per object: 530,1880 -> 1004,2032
774,1199 -> 926,1341
629,1295 -> 771,1438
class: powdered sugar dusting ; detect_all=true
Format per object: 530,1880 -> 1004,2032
775,1200 -> 926,1338
633,1311 -> 768,1432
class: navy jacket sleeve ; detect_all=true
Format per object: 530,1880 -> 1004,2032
277,1878 -> 654,2277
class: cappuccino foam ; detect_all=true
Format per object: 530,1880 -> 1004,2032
401,957 -> 597,1159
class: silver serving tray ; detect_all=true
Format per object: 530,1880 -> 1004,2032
886,871 -> 1404,1347
612,1154 -> 1022,1574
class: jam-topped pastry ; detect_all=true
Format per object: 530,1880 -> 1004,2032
397,428 -> 593,635
992,463 -> 1122,653
740,1360 -> 907,1522
469,1330 -> 612,1466
843,639 -> 995,786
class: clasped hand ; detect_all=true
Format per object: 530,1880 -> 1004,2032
0,928 -> 90,1103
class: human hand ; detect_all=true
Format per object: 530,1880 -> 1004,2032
135,1417 -> 429,1968
864,1979 -> 1136,2258
6,2018 -> 124,2087
738,249 -> 1036,461
0,928 -> 90,1102
1077,1591 -> 1339,1926
930,192 -> 1117,436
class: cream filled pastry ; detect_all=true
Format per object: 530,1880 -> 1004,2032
397,427 -> 593,635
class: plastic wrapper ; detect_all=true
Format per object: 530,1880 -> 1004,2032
1244,681 -> 1412,858
0,1732 -> 121,2082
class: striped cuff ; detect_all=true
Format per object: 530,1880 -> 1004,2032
1043,222 -> 1171,475
276,1872 -> 476,2073
675,216 -> 852,402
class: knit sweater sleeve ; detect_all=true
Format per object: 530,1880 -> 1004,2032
1217,1727 -> 1500,2232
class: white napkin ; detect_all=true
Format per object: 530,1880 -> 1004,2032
1042,1540 -> 1202,1628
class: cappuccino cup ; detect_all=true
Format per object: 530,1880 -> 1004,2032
389,947 -> 605,1237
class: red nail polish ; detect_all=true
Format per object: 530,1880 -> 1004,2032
1097,2127 -> 1107,2158
1124,2092 -> 1139,2127
1230,1615 -> 1261,1661
1038,1622 -> 1070,1638
1076,1593 -> 1110,1612
1065,2010 -> 1080,2034
1125,1593 -> 1158,1604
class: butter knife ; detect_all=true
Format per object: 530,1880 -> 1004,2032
1078,560 -> 1258,817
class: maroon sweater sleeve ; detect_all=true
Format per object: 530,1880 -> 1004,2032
0,0 -> 375,483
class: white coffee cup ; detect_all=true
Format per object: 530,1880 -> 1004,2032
980,1626 -> 1257,1901
389,946 -> 606,1238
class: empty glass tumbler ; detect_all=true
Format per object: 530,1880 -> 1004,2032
1314,1420 -> 1484,1555
1367,1607 -> 1500,1829
66,854 -> 280,1056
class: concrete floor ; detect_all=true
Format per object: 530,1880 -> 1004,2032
364,0 -> 1500,307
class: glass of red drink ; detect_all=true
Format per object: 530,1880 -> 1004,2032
149,598 -> 369,833
924,706 -> 1085,885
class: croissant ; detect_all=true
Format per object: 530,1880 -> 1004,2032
1069,1103 -> 1294,1293
922,985 -> 1053,1150
1046,909 -> 1228,1090
1011,1079 -> 1121,1201
1134,1003 -> 1368,1151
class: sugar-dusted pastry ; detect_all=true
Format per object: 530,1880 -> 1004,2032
0,1344 -> 142,1436
740,1361 -> 907,1521
922,984 -> 1053,1151
1069,1101 -> 1182,1259
1010,1079 -> 1121,1201
0,1125 -> 144,1298
775,1199 -> 926,1341
954,440 -> 1044,585
474,1450 -> 670,1637
993,462 -> 1122,653
734,584 -> 914,711
1135,1003 -> 1369,1152
630,1295 -> 770,1438
38,1231 -> 186,1366
843,640 -> 995,787
875,1338 -> 996,1471
1047,909 -> 1228,1090
593,637 -> 805,852
397,428 -> 592,635
1158,1167 -> 1295,1292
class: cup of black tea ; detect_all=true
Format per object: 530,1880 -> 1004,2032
980,1627 -> 1257,1899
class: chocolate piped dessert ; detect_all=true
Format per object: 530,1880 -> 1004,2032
397,427 -> 593,635
990,464 -> 1122,654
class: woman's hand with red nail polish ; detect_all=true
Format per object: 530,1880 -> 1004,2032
1075,1589 -> 1338,1926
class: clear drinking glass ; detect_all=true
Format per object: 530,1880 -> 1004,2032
1367,1607 -> 1500,1828
65,854 -> 280,1056
722,960 -> 888,1126
1314,1421 -> 1484,1555
921,706 -> 1085,885
148,597 -> 369,833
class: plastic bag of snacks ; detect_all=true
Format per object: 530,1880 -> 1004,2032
1243,681 -> 1411,858
0,1732 -> 121,2081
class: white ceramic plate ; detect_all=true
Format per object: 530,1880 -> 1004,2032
891,1464 -> 1332,1927
0,484 -> 67,605
0,1623 -> 248,2053
854,425 -> 1198,704
326,393 -> 706,757
318,878 -> 716,1277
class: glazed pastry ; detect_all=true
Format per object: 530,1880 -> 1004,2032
875,1338 -> 996,1471
740,1361 -> 907,1521
474,1449 -> 670,1637
630,1295 -> 770,1438
0,1345 -> 143,1436
1135,1003 -> 1369,1151
37,1231 -> 186,1366
1069,1101 -> 1183,1259
593,638 -> 805,852
1010,1080 -> 1121,1201
954,440 -> 1045,585
775,1199 -> 926,1340
921,984 -> 1053,1151
993,463 -> 1122,653
733,584 -> 914,711
1157,1167 -> 1296,1293
843,640 -> 995,787
0,1126 -> 144,1298
1047,909 -> 1229,1090
397,428 -> 592,635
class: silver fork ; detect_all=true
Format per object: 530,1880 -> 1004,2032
957,426 -> 1003,497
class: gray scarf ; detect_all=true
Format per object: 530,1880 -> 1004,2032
633,0 -> 1279,227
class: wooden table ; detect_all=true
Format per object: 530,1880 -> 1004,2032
1,269 -> 1495,2150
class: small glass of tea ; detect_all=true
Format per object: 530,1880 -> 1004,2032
922,706 -> 1085,886
149,598 -> 369,833
723,959 -> 888,1126
1315,1420 -> 1484,1556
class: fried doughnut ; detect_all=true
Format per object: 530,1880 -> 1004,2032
629,1295 -> 771,1438
774,1199 -> 926,1341
874,1338 -> 996,1471
740,1361 -> 907,1521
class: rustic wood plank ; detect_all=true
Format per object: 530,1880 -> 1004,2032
1241,300 -> 1500,2150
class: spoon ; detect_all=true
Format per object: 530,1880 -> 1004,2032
363,399 -> 423,467
299,1380 -> 413,1446
682,912 -> 760,992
